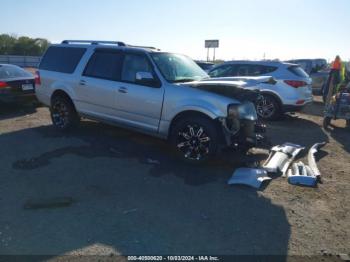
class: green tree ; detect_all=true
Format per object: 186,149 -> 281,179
0,34 -> 16,55
0,34 -> 50,56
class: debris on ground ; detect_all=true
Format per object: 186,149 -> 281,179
228,168 -> 272,189
287,162 -> 317,187
287,142 -> 327,187
308,142 -> 327,178
263,143 -> 304,175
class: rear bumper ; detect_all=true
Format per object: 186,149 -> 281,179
0,91 -> 36,103
282,99 -> 313,112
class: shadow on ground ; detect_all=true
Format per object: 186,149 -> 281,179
327,125 -> 350,153
0,101 -> 38,121
0,119 -> 291,259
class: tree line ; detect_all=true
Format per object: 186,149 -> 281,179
0,34 -> 50,56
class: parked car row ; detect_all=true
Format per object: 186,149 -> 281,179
286,59 -> 329,95
1,40 -> 325,162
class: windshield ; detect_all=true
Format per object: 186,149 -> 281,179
151,53 -> 208,83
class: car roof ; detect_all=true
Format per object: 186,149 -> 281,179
217,60 -> 295,67
51,41 -> 161,54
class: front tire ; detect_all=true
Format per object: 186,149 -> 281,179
256,95 -> 281,120
50,95 -> 79,131
170,115 -> 219,163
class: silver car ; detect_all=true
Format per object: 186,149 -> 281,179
36,40 -> 265,162
208,61 -> 313,120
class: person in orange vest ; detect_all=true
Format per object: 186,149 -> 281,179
331,55 -> 342,86
323,56 -> 342,101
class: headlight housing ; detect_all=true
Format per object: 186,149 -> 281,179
228,102 -> 258,121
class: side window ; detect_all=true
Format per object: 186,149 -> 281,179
83,51 -> 123,81
121,54 -> 153,83
39,46 -> 86,73
236,65 -> 250,76
238,64 -> 277,76
209,65 -> 235,77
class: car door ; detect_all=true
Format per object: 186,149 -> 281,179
75,49 -> 123,119
114,52 -> 164,132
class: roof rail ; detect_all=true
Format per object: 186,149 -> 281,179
61,40 -> 126,46
128,45 -> 160,51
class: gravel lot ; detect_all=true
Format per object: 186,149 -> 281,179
0,98 -> 349,261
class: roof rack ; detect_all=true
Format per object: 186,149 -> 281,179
61,40 -> 126,46
128,45 -> 160,51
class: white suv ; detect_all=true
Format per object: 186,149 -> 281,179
36,40 -> 266,162
208,61 -> 313,120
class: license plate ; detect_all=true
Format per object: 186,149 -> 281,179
22,84 -> 34,91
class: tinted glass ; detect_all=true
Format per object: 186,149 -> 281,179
209,65 -> 236,77
121,54 -> 153,83
39,46 -> 86,73
0,65 -> 33,79
84,51 -> 123,81
197,63 -> 214,71
288,66 -> 309,78
247,65 -> 277,76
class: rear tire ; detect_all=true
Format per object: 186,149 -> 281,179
50,95 -> 80,131
170,115 -> 219,163
256,95 -> 281,120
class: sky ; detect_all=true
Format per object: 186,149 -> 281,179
1,0 -> 349,61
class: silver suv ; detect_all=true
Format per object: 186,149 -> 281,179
36,40 -> 265,162
209,61 -> 313,120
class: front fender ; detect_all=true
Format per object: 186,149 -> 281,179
166,100 -> 229,121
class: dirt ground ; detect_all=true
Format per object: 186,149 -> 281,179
0,97 -> 349,261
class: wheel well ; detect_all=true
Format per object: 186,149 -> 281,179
168,110 -> 221,140
261,92 -> 283,108
51,90 -> 73,104
50,90 -> 76,111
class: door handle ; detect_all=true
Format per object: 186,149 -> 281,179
118,87 -> 128,94
79,80 -> 86,86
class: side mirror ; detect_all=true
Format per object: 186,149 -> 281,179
135,72 -> 159,87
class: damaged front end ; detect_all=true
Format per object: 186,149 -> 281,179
188,82 -> 266,150
219,101 -> 266,150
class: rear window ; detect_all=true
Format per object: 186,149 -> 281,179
288,66 -> 309,78
0,65 -> 33,79
39,46 -> 86,73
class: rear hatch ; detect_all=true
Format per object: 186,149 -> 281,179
286,65 -> 313,103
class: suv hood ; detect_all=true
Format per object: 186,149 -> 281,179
183,79 -> 262,103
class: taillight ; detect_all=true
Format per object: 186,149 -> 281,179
284,80 -> 307,88
0,81 -> 8,88
35,71 -> 41,85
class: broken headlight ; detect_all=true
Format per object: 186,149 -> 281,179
228,102 -> 258,121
